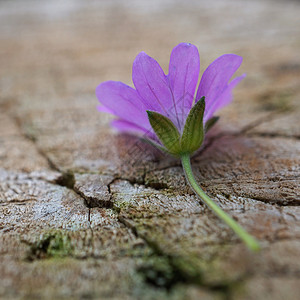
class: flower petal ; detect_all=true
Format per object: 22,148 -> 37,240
196,54 -> 243,120
168,43 -> 200,125
111,119 -> 146,134
96,81 -> 150,130
111,119 -> 157,141
132,52 -> 174,119
97,105 -> 114,114
205,74 -> 246,121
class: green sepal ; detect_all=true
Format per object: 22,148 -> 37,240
205,116 -> 219,133
146,111 -> 181,156
180,97 -> 205,154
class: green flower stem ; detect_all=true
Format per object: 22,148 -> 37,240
181,153 -> 260,252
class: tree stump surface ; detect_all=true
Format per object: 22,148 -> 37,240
0,0 -> 299,299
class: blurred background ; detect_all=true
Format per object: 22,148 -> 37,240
1,0 -> 299,172
1,0 -> 299,102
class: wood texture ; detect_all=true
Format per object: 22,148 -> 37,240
0,0 -> 299,299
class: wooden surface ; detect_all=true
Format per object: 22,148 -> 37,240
0,0 -> 300,299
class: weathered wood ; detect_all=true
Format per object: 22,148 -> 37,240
0,0 -> 299,299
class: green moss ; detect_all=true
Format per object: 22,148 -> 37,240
137,256 -> 185,290
27,230 -> 74,260
56,171 -> 75,189
133,218 -> 244,294
113,201 -> 135,213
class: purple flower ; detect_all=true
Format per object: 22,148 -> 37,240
95,43 -> 261,251
96,43 -> 245,147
